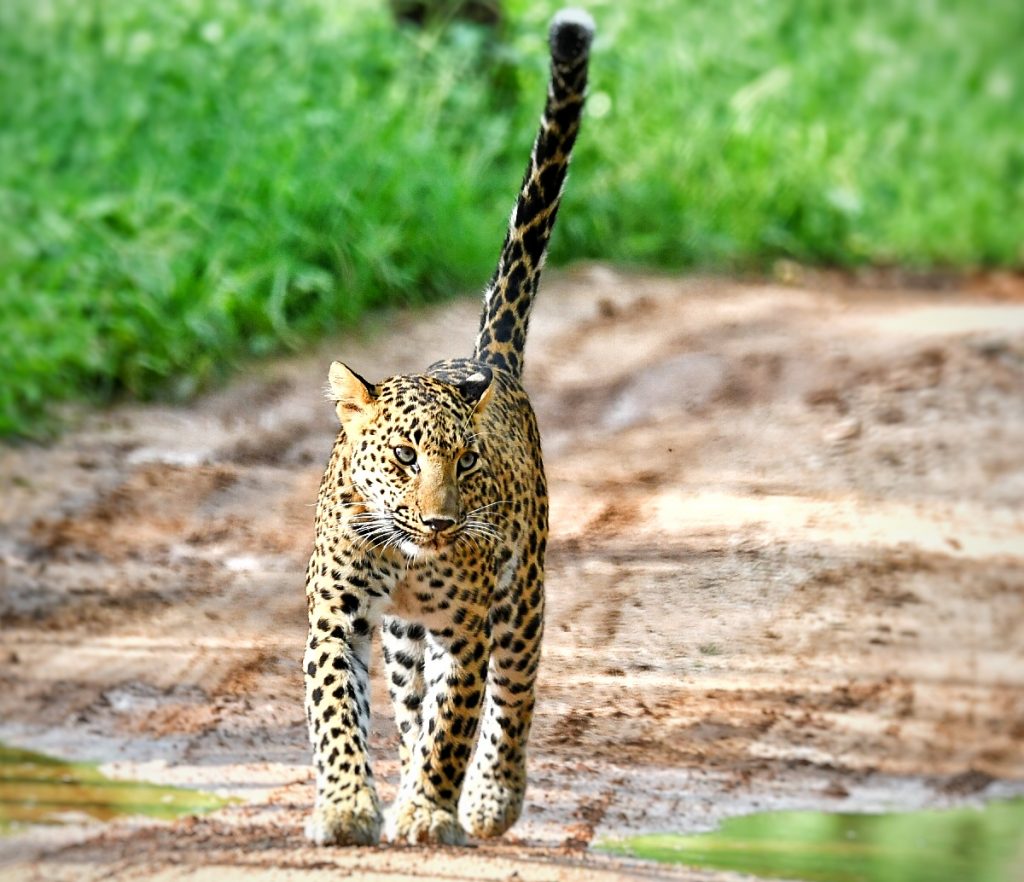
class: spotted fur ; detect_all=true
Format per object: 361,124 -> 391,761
303,9 -> 593,846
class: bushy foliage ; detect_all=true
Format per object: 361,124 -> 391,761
1,0 -> 1021,435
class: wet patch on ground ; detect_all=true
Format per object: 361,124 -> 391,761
0,742 -> 229,831
597,799 -> 1024,882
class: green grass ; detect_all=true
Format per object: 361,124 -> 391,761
1,0 -> 1022,436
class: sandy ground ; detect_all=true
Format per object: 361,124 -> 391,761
1,266 -> 1023,881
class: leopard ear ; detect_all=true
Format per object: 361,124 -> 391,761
457,367 -> 493,415
328,361 -> 376,425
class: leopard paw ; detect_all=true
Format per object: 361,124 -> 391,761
387,797 -> 466,845
305,794 -> 382,846
459,778 -> 524,839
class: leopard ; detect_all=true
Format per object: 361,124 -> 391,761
302,8 -> 594,847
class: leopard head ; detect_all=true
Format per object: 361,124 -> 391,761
328,361 -> 497,557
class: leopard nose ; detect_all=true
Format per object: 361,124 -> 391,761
423,516 -> 456,533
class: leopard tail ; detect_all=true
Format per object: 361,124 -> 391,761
472,8 -> 594,378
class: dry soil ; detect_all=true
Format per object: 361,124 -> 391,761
1,267 -> 1023,881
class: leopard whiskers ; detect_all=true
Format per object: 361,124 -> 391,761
459,500 -> 509,545
320,499 -> 372,522
351,509 -> 421,560
463,517 -> 504,544
465,499 -> 510,515
349,510 -> 401,553
455,531 -> 485,554
354,530 -> 393,554
464,500 -> 512,528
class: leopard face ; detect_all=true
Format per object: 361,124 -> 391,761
330,364 -> 496,557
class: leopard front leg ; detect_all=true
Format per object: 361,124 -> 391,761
381,616 -> 426,779
459,569 -> 543,838
388,622 -> 489,844
303,558 -> 390,846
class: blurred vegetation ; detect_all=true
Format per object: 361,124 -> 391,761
1,0 -> 1022,436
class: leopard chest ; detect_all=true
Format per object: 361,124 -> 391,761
387,554 -> 489,632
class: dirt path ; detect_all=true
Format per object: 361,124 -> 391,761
1,267 -> 1023,881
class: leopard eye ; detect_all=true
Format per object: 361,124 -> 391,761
457,450 -> 479,472
394,445 -> 417,466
